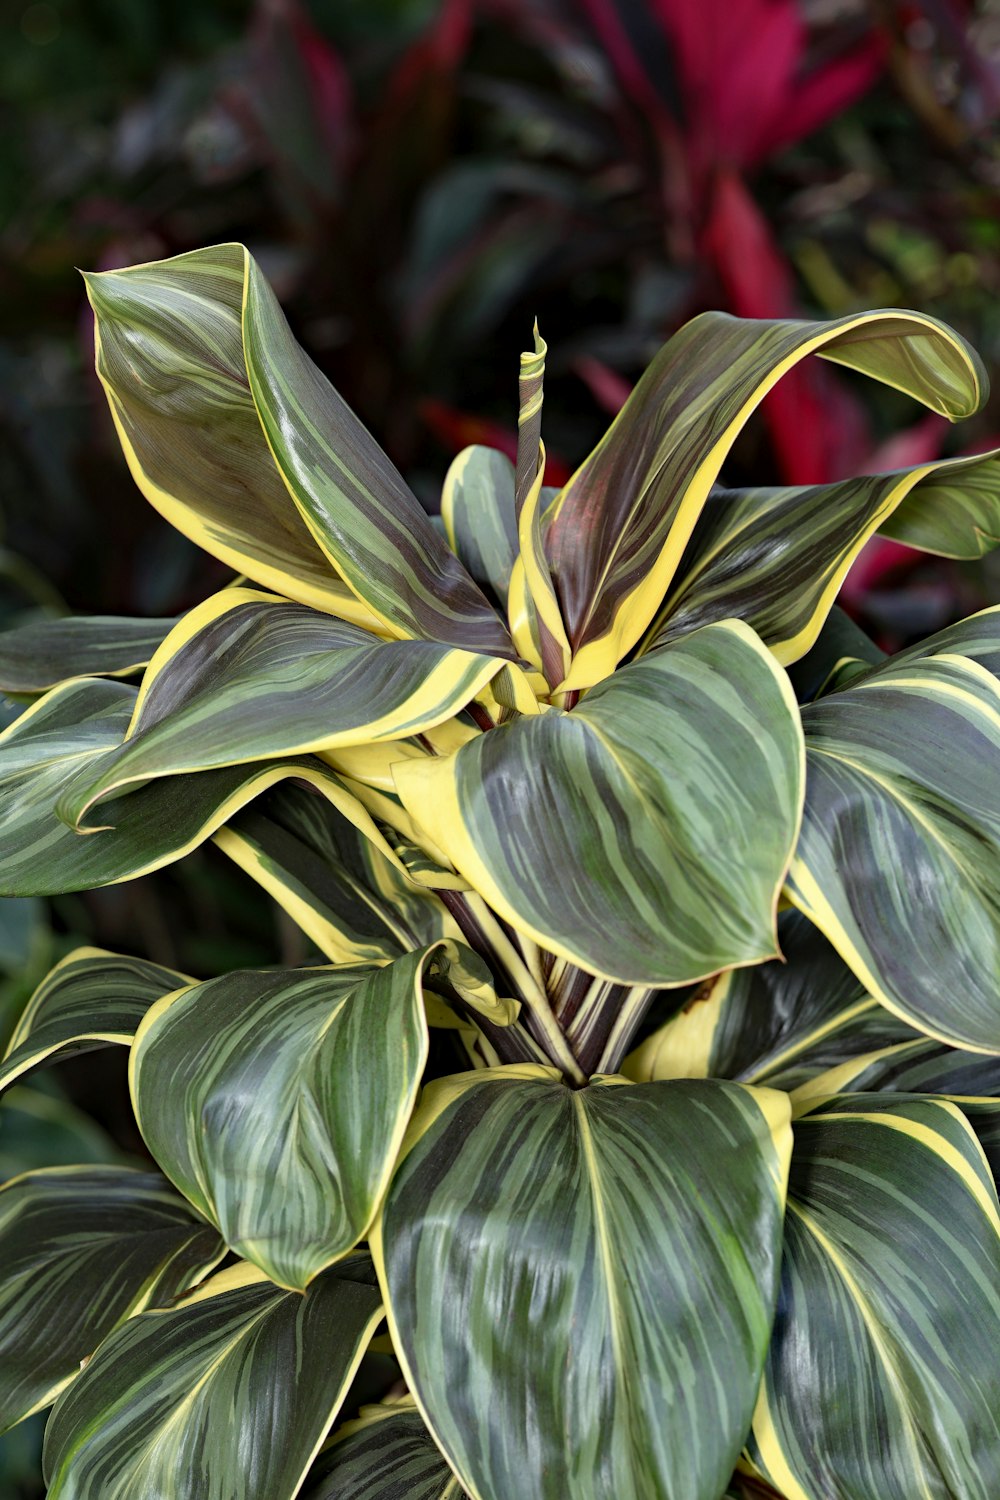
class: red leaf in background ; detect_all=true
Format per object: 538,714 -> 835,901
703,169 -> 870,484
420,399 -> 572,487
759,30 -> 888,160
573,355 -> 633,417
387,0 -> 474,103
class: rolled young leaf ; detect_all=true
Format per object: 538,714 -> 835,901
57,590 -> 516,828
373,1067 -> 791,1500
0,615 -> 176,695
641,447 -> 1000,666
43,1256 -> 384,1500
0,676 -> 397,897
0,948 -> 189,1096
0,1166 -> 223,1433
395,619 -> 804,985
624,911 -> 915,1092
786,628 -> 1000,1050
544,308 -> 987,689
305,1396 -> 464,1499
749,1095 -> 1000,1499
216,784 -> 456,965
129,945 -> 487,1289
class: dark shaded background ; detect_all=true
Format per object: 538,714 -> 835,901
0,1 -> 998,1491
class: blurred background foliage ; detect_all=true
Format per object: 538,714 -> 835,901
0,0 -> 998,1492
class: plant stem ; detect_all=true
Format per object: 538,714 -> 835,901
594,986 -> 658,1075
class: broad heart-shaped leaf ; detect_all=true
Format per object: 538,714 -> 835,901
0,676 -> 397,897
216,784 -> 457,964
395,619 -> 804,986
0,948 -> 188,1095
242,248 -> 516,656
0,1166 -> 223,1433
58,589 -> 516,828
43,1256 -> 384,1500
786,628 -> 1000,1051
544,308 -> 987,690
641,447 -> 1000,666
130,945 -> 487,1289
624,911 -> 916,1092
373,1068 -> 791,1500
440,446 -> 518,610
749,1095 -> 1000,1500
84,247 -> 382,627
305,1397 -> 465,1499
0,615 -> 176,695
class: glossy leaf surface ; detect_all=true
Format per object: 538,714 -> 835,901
0,616 -> 175,695
306,1397 -> 464,1499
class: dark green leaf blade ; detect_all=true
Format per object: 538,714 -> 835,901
0,616 -> 176,695
374,1069 -> 791,1500
43,1256 -> 384,1500
396,620 -> 804,985
305,1397 -> 464,1499
440,446 -> 518,610
750,1095 -> 1000,1500
0,1166 -> 223,1433
0,949 -> 189,1095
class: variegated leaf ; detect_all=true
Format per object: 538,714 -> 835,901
0,1167 -> 223,1433
373,1067 -> 791,1500
440,446 -> 518,609
395,620 -> 803,985
305,1396 -> 465,1499
787,626 -> 1000,1050
750,1095 -> 1000,1500
0,949 -> 188,1095
130,946 -> 487,1289
43,1257 -> 383,1500
58,590 -> 514,827
545,309 -> 986,689
0,616 -> 176,695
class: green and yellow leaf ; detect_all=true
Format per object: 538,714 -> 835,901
43,1256 -> 383,1500
749,1095 -> 1000,1500
395,620 -> 804,985
373,1067 -> 791,1500
440,446 -> 518,610
305,1396 -> 465,1499
0,615 -> 176,696
0,1166 -> 223,1433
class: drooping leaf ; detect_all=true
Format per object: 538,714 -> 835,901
0,948 -> 188,1095
305,1397 -> 464,1499
216,784 -> 456,964
440,446 -> 518,609
879,446 -> 1000,557
395,620 -> 803,985
43,1256 -> 384,1500
0,1166 -> 223,1433
242,250 -> 516,654
786,627 -> 1000,1050
641,448 -> 1000,665
84,246 -> 380,626
130,946 -> 492,1289
749,1095 -> 1000,1500
58,590 -> 516,828
0,616 -> 176,695
544,308 -> 987,689
373,1067 -> 791,1500
0,677 -> 395,897
624,911 -> 915,1091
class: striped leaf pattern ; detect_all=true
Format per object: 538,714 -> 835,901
0,616 -> 175,695
42,1256 -> 384,1500
544,309 -> 986,689
395,620 -> 804,985
0,676 -> 393,897
306,1398 -> 464,1499
440,446 -> 518,609
625,911 -> 915,1092
787,636 -> 1000,1050
84,247 -> 377,624
750,1095 -> 1000,1500
0,1167 -> 223,1433
641,448 -> 1000,666
373,1068 -> 791,1500
129,948 -> 465,1289
58,590 -> 512,826
216,785 -> 455,964
880,446 -> 1000,558
242,252 -> 515,654
795,1041 -> 1000,1105
0,948 -> 188,1095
